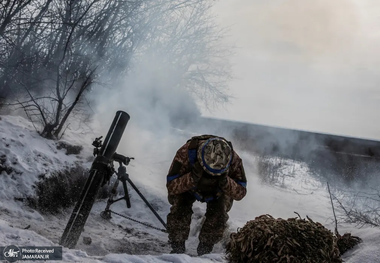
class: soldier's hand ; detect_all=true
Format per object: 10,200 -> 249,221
192,162 -> 204,183
218,173 -> 228,188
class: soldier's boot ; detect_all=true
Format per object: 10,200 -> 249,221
197,242 -> 214,256
170,241 -> 186,254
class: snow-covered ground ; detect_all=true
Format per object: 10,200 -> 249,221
0,114 -> 379,262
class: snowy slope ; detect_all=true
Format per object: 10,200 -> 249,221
0,114 -> 379,263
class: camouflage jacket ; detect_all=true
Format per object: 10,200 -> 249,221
166,136 -> 247,201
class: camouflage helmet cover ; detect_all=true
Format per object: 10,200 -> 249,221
197,137 -> 233,176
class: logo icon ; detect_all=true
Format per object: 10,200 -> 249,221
3,245 -> 21,262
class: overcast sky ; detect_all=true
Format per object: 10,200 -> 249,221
202,0 -> 380,141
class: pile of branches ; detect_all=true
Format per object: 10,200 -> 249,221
226,214 -> 346,263
336,233 -> 362,255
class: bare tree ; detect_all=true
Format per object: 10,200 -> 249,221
2,0 -> 232,138
0,0 -> 50,100
134,0 -> 233,108
332,186 -> 380,227
9,0 -> 145,138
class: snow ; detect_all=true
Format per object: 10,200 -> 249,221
0,114 -> 380,262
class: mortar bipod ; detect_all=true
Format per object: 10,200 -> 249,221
100,155 -> 167,232
100,159 -> 132,219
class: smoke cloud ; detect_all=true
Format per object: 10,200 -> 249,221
90,49 -> 203,175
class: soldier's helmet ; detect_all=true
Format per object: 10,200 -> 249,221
197,137 -> 233,176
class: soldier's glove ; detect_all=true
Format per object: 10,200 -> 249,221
192,162 -> 204,183
218,173 -> 228,188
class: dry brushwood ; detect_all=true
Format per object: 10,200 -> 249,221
225,214 -> 342,263
327,182 -> 362,255
336,233 -> 362,255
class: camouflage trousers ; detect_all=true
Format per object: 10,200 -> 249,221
167,192 -> 233,245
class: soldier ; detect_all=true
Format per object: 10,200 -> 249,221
166,134 -> 247,255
